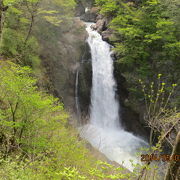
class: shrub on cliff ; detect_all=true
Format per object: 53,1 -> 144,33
0,61 -> 97,179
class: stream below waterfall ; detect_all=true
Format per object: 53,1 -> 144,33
78,23 -> 148,171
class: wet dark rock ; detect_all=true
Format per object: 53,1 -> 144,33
102,29 -> 113,42
78,61 -> 92,119
120,106 -> 150,141
76,0 -> 95,9
91,24 -> 97,30
110,51 -> 116,61
113,60 -> 149,140
96,14 -> 104,21
75,0 -> 85,16
96,18 -> 107,33
113,61 -> 129,103
80,7 -> 98,22
78,43 -> 92,119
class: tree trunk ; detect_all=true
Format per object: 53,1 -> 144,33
24,14 -> 34,45
0,1 -> 3,40
164,131 -> 180,180
0,0 -> 8,45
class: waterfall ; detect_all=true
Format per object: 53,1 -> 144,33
75,69 -> 81,124
79,23 -> 147,171
89,24 -> 120,129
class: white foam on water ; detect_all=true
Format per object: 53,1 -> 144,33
79,23 -> 148,171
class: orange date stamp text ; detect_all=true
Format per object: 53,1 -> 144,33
141,154 -> 180,162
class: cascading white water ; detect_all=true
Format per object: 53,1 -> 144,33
89,26 -> 120,130
75,69 -> 81,124
79,23 -> 148,171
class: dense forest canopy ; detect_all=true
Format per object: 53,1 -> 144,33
96,0 -> 180,106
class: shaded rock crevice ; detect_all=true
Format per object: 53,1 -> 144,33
78,42 -> 92,122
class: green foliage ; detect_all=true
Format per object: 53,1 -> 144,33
0,0 -> 41,68
54,0 -> 76,11
38,0 -> 76,27
96,0 -> 119,16
96,0 -> 180,108
137,76 -> 179,179
0,0 -> 77,68
0,61 -> 97,179
0,61 -> 65,154
1,28 -> 23,56
139,75 -> 179,145
0,156 -> 136,180
1,28 -> 40,67
0,62 -> 164,179
0,63 -> 156,180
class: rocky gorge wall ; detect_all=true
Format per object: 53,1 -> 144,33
75,0 -> 150,139
36,17 -> 88,117
36,0 -> 149,140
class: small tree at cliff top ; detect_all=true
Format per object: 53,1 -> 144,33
139,74 -> 179,147
138,75 -> 179,180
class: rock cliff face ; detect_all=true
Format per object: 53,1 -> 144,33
35,0 -> 95,121
36,0 -> 149,139
113,61 -> 150,139
78,42 -> 92,121
36,18 -> 87,116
